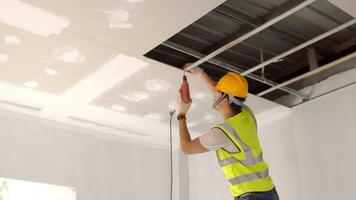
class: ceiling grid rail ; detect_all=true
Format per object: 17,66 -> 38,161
241,19 -> 356,76
184,0 -> 317,71
181,0 -> 355,99
257,52 -> 356,96
162,41 -> 308,99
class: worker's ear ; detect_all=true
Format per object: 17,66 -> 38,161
222,96 -> 230,104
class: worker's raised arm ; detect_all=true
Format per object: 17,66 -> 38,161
175,90 -> 209,155
184,63 -> 217,93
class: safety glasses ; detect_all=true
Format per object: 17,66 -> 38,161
212,92 -> 227,109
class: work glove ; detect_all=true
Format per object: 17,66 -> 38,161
183,63 -> 204,77
175,91 -> 192,115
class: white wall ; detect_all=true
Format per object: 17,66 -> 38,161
1,80 -> 355,200
292,84 -> 356,200
188,152 -> 231,200
0,109 -> 182,200
258,115 -> 301,200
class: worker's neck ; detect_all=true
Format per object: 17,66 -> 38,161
223,108 -> 241,120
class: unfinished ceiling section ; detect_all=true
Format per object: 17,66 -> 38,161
0,0 -> 354,145
145,0 -> 356,107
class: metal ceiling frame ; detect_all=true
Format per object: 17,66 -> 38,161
241,19 -> 356,76
258,52 -> 356,96
162,41 -> 309,99
184,0 -> 317,71
180,0 -> 356,100
290,80 -> 356,108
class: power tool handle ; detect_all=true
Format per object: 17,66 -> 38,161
180,75 -> 192,103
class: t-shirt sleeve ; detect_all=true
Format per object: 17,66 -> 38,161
199,127 -> 233,151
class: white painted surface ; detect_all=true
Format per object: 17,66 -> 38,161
2,83 -> 355,200
0,0 -> 69,37
258,115 -> 300,200
0,109 -> 182,200
188,152 -> 232,200
292,83 -> 356,200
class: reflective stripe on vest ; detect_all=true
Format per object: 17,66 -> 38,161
229,169 -> 269,185
216,151 -> 263,167
216,122 -> 264,167
216,121 -> 269,185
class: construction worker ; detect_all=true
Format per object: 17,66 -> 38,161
175,64 -> 279,200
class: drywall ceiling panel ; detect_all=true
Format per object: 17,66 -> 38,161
328,0 -> 356,18
23,0 -> 226,56
0,23 -> 118,94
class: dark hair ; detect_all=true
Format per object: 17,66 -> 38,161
228,96 -> 246,114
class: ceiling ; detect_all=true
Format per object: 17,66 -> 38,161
145,0 -> 356,106
0,0 -> 354,147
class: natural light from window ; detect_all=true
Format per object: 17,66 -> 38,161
0,177 -> 76,200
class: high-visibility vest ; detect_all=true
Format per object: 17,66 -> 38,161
214,109 -> 275,197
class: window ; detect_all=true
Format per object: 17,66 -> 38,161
0,177 -> 76,200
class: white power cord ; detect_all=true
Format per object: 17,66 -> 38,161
168,110 -> 175,200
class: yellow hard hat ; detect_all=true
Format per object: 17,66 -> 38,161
215,72 -> 248,98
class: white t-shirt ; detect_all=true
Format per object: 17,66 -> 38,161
199,127 -> 240,153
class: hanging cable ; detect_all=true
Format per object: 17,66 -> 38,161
259,33 -> 266,81
169,110 -> 175,200
260,49 -> 266,80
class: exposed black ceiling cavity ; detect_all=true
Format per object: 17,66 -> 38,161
144,0 -> 356,107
